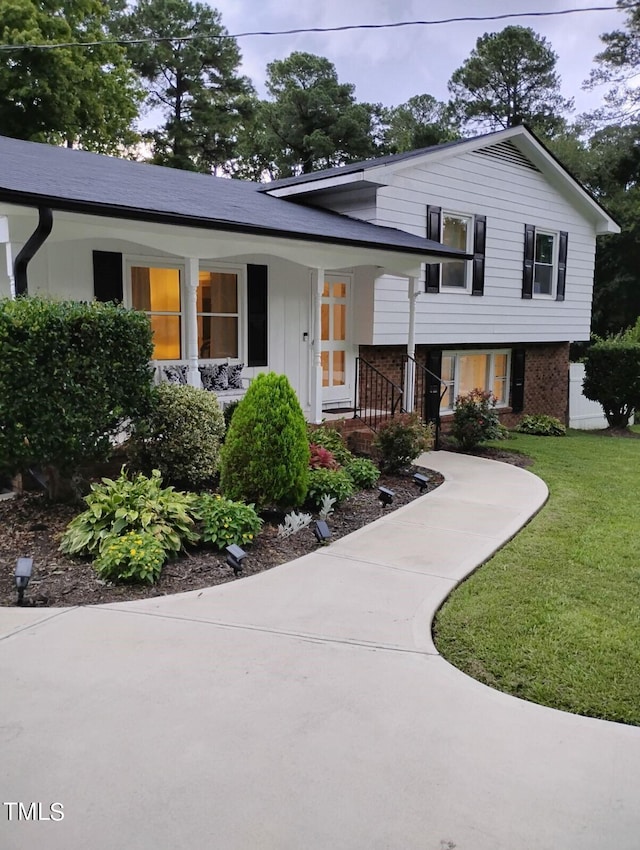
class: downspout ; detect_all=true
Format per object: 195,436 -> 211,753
13,207 -> 53,296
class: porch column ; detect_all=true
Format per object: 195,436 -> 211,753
311,267 -> 325,424
184,257 -> 202,388
405,275 -> 420,413
0,218 -> 15,299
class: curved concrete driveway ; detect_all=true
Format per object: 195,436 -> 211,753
2,452 -> 639,850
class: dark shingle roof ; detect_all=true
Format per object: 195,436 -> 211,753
261,133 -> 497,191
0,135 -> 467,260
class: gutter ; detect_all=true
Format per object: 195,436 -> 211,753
13,206 -> 53,295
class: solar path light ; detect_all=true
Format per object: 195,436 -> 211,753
14,558 -> 33,606
225,545 -> 247,576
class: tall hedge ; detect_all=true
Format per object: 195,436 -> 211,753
219,373 -> 309,508
0,297 -> 153,497
583,338 -> 640,428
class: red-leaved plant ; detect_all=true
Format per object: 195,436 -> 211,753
309,443 -> 339,470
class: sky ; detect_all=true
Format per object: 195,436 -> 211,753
203,0 -> 627,117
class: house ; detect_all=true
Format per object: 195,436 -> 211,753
0,126 -> 618,431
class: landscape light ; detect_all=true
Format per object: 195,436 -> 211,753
413,473 -> 430,492
313,520 -> 331,544
378,486 -> 395,508
14,557 -> 33,606
225,544 -> 247,576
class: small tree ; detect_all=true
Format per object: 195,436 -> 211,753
583,338 -> 640,428
0,297 -> 153,499
219,373 -> 309,508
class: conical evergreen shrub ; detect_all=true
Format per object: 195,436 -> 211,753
219,373 -> 310,508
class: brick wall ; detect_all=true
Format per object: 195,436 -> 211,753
358,342 -> 570,426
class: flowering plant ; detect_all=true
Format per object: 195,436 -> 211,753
94,529 -> 166,584
197,494 -> 262,550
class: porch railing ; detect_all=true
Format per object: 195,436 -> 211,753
353,357 -> 403,432
400,354 -> 449,450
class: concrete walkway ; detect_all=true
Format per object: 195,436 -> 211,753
2,452 -> 639,850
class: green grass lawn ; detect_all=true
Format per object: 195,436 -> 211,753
434,428 -> 640,725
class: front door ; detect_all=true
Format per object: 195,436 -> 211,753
321,273 -> 352,407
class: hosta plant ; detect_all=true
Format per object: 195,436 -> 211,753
516,414 -> 566,436
94,530 -> 166,584
59,468 -> 199,558
197,494 -> 262,549
306,468 -> 354,509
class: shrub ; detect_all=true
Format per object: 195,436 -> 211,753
583,339 -> 640,428
516,414 -> 566,436
344,457 -> 380,488
306,468 -> 354,509
373,413 -> 433,473
94,530 -> 166,584
60,468 -> 199,558
223,399 -> 241,433
0,297 -> 153,499
306,424 -> 353,466
309,443 -> 339,470
132,384 -> 225,489
220,373 -> 309,508
451,390 -> 503,451
197,494 -> 262,549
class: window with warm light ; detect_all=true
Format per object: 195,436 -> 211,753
131,266 -> 182,360
198,271 -> 239,359
440,350 -> 511,412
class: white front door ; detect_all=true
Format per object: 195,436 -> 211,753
321,273 -> 352,406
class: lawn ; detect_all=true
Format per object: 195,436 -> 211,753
433,427 -> 640,725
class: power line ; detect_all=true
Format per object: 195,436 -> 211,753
0,4 -> 636,53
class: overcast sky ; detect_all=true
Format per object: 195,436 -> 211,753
205,0 -> 625,117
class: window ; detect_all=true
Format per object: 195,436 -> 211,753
441,213 -> 472,289
198,271 -> 239,359
131,265 -> 181,360
533,231 -> 556,296
440,350 -> 511,412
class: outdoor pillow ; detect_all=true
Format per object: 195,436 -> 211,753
162,365 -> 189,385
227,363 -> 244,390
199,363 -> 229,392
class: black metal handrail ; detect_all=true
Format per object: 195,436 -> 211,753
353,357 -> 404,432
400,354 -> 449,450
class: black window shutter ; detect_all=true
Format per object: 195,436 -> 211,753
556,231 -> 568,301
511,348 -> 526,413
247,264 -> 268,367
425,205 -> 442,293
522,224 -> 535,300
424,349 -> 443,423
92,251 -> 123,302
471,214 -> 487,296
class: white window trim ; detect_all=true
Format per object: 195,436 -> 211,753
124,256 -> 247,365
198,263 -> 246,363
533,229 -> 558,300
441,211 -> 473,292
440,349 -> 511,413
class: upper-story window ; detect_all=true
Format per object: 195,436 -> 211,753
441,213 -> 472,289
533,230 -> 557,297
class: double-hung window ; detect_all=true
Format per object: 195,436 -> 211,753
198,270 -> 239,359
523,224 -> 568,300
130,264 -> 182,360
440,350 -> 510,412
441,213 -> 472,290
533,231 -> 556,296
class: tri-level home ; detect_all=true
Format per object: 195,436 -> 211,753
0,126 -> 618,430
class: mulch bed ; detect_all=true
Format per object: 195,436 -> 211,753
0,468 -> 443,608
438,435 -> 534,469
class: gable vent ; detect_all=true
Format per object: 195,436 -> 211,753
475,140 -> 540,172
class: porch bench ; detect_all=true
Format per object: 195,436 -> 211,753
153,361 -> 250,410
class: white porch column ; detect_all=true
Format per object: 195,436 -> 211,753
183,257 -> 202,388
311,267 -> 325,424
0,218 -> 15,299
404,275 -> 420,413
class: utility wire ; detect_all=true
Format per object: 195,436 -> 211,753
0,4 -> 637,53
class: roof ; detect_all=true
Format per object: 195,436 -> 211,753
263,126 -> 619,235
0,135 -> 467,261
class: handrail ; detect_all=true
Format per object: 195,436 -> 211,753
354,357 -> 404,432
401,354 -> 449,450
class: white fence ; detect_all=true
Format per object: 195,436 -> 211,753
568,362 -> 608,430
